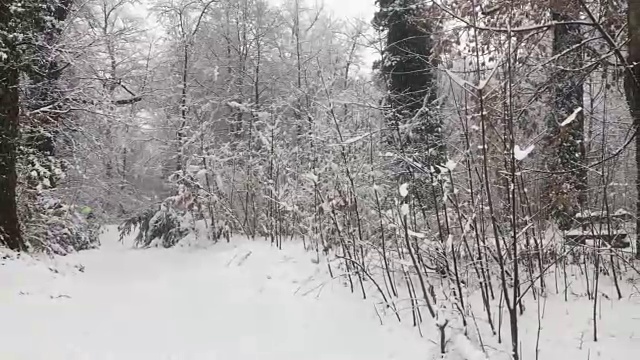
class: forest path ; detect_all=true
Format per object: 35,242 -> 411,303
0,226 -> 426,360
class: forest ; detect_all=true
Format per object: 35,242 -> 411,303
1,0 -> 640,359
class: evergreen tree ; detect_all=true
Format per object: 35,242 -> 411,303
22,0 -> 72,190
0,0 -> 53,250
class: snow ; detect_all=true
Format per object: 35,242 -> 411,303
514,144 -> 535,161
3,226 -> 640,360
445,69 -> 475,89
399,183 -> 409,197
338,132 -> 371,146
407,229 -> 425,238
304,172 -> 319,183
0,226 -> 426,360
227,101 -> 251,112
444,159 -> 457,171
560,107 -> 583,127
576,209 -> 632,219
451,333 -> 487,360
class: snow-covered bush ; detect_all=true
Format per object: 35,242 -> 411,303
118,165 -> 227,248
16,131 -> 101,255
19,194 -> 101,255
25,196 -> 100,255
119,203 -> 191,248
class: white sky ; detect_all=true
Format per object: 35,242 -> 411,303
315,0 -> 378,72
267,0 -> 379,74
138,0 -> 379,73
320,0 -> 376,20
268,0 -> 376,22
139,0 -> 377,31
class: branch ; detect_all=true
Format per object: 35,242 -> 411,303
434,2 -> 598,34
191,0 -> 218,38
113,96 -> 142,105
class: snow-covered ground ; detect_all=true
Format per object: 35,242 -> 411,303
0,226 -> 427,360
2,226 -> 640,360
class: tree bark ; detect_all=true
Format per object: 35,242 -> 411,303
625,0 -> 640,260
547,0 -> 586,230
0,0 -> 24,251
374,0 -> 442,161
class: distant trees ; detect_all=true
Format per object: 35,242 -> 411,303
2,1 -> 640,358
57,0 -> 158,216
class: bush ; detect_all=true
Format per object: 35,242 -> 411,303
20,195 -> 101,255
119,203 -> 190,248
16,140 -> 101,255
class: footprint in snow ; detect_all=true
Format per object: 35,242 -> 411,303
49,294 -> 72,300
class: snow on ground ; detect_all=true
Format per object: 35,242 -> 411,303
466,273 -> 640,360
3,226 -> 640,360
0,226 -> 427,360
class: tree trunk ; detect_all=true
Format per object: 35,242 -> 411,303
374,0 -> 443,213
625,0 -> 640,260
0,0 -> 24,251
375,0 -> 442,160
548,0 -> 586,230
176,42 -> 189,172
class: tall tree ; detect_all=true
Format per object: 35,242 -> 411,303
626,0 -> 640,259
546,0 -> 586,230
0,0 -> 23,250
25,0 -> 72,114
155,0 -> 216,173
373,0 -> 443,168
22,0 -> 73,190
0,0 -> 52,250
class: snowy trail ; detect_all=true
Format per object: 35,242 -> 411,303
0,226 -> 427,360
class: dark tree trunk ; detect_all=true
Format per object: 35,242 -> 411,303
374,0 -> 443,213
547,0 -> 586,230
0,1 -> 24,251
625,0 -> 640,260
374,0 -> 443,161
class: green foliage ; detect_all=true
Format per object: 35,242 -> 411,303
20,195 -> 101,255
19,129 -> 66,190
17,135 -> 100,254
119,207 -> 155,246
1,0 -> 69,69
119,204 -> 190,248
1,1 -> 45,67
1,0 -> 73,252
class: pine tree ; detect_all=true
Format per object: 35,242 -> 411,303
23,0 -> 72,189
0,0 -> 52,250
